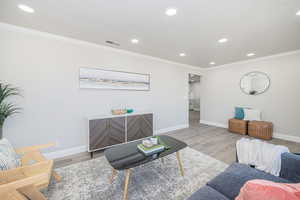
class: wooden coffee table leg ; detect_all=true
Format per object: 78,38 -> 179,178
109,168 -> 117,184
123,169 -> 131,200
176,151 -> 184,177
52,171 -> 62,182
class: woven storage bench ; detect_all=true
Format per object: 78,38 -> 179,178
248,121 -> 273,140
228,118 -> 248,135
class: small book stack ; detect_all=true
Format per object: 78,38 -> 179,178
137,144 -> 165,156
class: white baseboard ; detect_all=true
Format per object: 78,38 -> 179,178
43,124 -> 189,159
273,133 -> 300,143
200,120 -> 228,128
199,120 -> 300,143
155,124 -> 189,135
44,145 -> 87,160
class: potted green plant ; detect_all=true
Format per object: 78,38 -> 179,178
0,82 -> 20,139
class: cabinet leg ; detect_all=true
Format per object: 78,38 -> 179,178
90,152 -> 94,159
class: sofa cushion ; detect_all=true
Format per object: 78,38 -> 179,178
187,186 -> 230,200
236,179 -> 300,200
207,163 -> 290,200
280,152 -> 300,183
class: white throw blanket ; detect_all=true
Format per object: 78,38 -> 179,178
236,138 -> 289,176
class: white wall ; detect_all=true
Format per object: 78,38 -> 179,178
0,23 -> 203,155
200,51 -> 300,139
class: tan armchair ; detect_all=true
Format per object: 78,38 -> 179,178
0,143 -> 61,200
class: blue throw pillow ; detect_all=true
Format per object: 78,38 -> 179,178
280,152 -> 300,183
234,107 -> 244,120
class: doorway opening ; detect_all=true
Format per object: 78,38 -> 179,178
189,74 -> 201,126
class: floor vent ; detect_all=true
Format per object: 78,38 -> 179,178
105,40 -> 120,46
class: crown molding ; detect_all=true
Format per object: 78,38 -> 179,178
0,22 -> 203,72
204,49 -> 300,71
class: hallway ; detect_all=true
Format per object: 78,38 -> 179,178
189,110 -> 200,126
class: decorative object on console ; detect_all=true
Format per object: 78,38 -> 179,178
0,82 -> 20,139
248,121 -> 273,140
126,108 -> 134,113
240,71 -> 270,95
229,118 -> 248,135
79,67 -> 150,91
111,109 -> 127,115
243,108 -> 261,121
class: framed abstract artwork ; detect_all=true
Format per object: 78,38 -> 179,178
79,67 -> 150,91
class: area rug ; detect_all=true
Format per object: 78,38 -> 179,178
43,147 -> 228,200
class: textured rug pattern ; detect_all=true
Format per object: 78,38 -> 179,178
43,147 -> 228,200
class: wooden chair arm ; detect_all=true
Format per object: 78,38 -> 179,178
0,174 -> 49,200
0,187 -> 27,200
19,150 -> 47,166
15,143 -> 56,154
0,160 -> 53,184
0,173 -> 49,192
0,190 -> 28,200
17,184 -> 47,200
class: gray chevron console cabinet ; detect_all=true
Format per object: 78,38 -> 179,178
88,112 -> 153,158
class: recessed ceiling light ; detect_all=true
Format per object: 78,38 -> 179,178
247,53 -> 255,57
179,53 -> 186,57
210,62 -> 215,65
131,39 -> 139,44
18,4 -> 35,13
296,10 -> 300,16
218,38 -> 228,43
165,8 -> 177,16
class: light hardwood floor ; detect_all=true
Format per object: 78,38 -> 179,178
189,110 -> 200,125
54,120 -> 300,168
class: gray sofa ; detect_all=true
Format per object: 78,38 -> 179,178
187,152 -> 300,200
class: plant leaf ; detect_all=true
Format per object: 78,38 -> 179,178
0,83 -> 20,104
0,82 -> 21,126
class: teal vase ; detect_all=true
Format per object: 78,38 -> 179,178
126,109 -> 134,113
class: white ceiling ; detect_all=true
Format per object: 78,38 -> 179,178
1,0 -> 300,68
